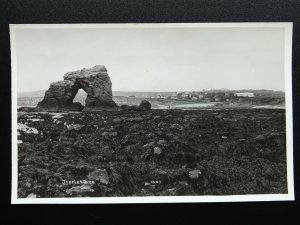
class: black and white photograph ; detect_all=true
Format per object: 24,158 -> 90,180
10,23 -> 294,203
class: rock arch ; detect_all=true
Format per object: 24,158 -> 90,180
37,65 -> 117,111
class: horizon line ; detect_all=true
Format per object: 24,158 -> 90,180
17,89 -> 286,93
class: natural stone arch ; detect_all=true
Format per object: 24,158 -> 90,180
37,65 -> 117,111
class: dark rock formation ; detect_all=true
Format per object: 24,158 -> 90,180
120,105 -> 143,111
36,80 -> 84,111
121,100 -> 152,111
18,109 -> 287,197
36,65 -> 117,111
139,100 -> 151,110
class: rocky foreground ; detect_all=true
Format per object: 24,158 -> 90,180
17,109 -> 287,198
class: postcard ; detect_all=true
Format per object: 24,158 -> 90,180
10,23 -> 294,203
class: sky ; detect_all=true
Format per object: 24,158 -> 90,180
14,25 -> 286,92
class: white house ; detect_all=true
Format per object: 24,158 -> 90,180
235,92 -> 254,97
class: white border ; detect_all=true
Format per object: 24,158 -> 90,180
10,23 -> 294,204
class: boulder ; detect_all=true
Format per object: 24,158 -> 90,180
36,65 -> 117,111
121,100 -> 151,111
139,100 -> 151,110
121,105 -> 142,111
153,147 -> 162,155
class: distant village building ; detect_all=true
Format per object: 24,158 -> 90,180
181,94 -> 189,99
191,96 -> 198,101
235,92 -> 254,97
170,94 -> 177,100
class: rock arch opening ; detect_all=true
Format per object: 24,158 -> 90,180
73,89 -> 87,106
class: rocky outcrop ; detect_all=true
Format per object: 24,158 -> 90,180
139,100 -> 151,110
36,80 -> 84,111
36,65 -> 117,111
121,100 -> 151,111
